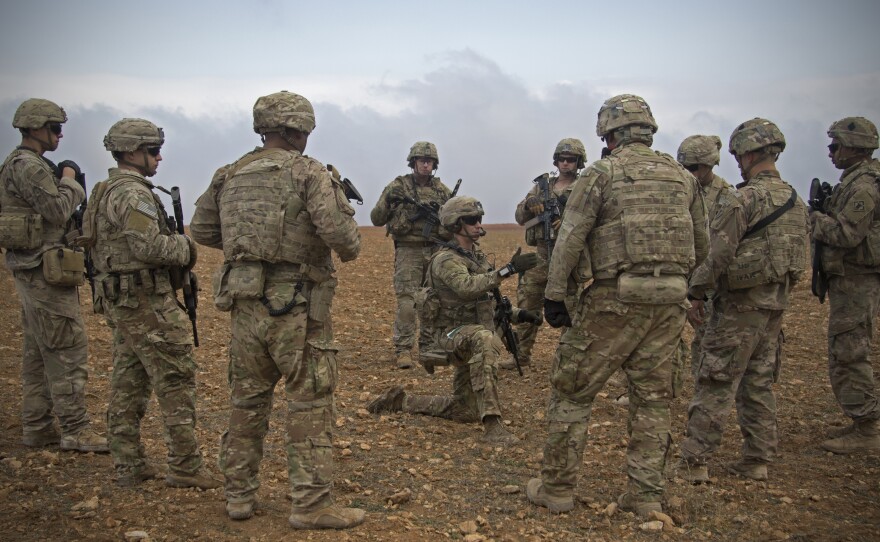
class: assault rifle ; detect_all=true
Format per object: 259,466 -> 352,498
57,160 -> 96,301
402,178 -> 462,238
521,173 -> 564,257
158,186 -> 200,346
492,287 -> 523,376
809,178 -> 833,304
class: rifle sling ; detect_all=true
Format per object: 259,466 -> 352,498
742,189 -> 797,240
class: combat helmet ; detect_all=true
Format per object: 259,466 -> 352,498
553,138 -> 587,168
677,135 -> 723,166
728,118 -> 785,156
252,91 -> 316,135
439,196 -> 484,231
104,118 -> 165,152
13,98 -> 67,129
596,94 -> 657,137
407,141 -> 439,169
827,117 -> 879,150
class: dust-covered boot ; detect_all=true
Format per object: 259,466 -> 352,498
820,419 -> 880,454
826,421 -> 857,439
499,354 -> 530,371
724,460 -> 768,481
367,386 -> 406,414
677,460 -> 709,484
166,471 -> 222,490
289,504 -> 365,530
481,416 -> 518,445
618,492 -> 663,518
117,463 -> 161,487
60,427 -> 109,453
226,500 -> 256,520
395,351 -> 414,369
526,478 -> 574,513
22,429 -> 60,448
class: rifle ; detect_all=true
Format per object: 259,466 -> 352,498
521,173 -> 563,257
492,287 -> 523,376
57,161 -> 96,302
326,164 -> 364,205
159,186 -> 200,346
809,178 -> 833,304
401,178 -> 462,239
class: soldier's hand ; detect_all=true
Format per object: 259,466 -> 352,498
58,159 -> 83,185
516,309 -> 543,326
544,298 -> 571,328
183,235 -> 198,271
687,299 -> 705,328
525,196 -> 544,215
507,247 -> 540,274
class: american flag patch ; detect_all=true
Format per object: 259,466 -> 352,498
136,200 -> 158,219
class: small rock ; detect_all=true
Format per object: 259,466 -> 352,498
780,496 -> 793,504
648,510 -> 675,529
499,485 -> 519,494
464,535 -> 486,542
388,487 -> 412,505
772,529 -> 789,540
639,520 -> 664,532
359,443 -> 371,451
810,495 -> 820,502
334,440 -> 351,449
124,531 -> 150,542
71,495 -> 99,512
603,502 -> 618,517
459,520 -> 478,534
666,496 -> 685,510
356,408 -> 371,418
1,458 -> 22,470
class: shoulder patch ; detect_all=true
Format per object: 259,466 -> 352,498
136,200 -> 158,220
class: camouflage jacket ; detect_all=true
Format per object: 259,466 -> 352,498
427,239 -> 501,331
515,174 -> 576,258
370,174 -> 451,243
702,173 -> 733,221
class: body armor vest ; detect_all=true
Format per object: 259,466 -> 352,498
588,149 -> 696,279
426,248 -> 494,330
0,149 -> 68,253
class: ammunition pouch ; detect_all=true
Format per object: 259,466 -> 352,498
41,247 -> 85,286
0,213 -> 43,250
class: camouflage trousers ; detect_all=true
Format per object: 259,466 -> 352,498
688,293 -> 715,382
392,243 -> 433,353
514,260 -> 579,362
403,324 -> 505,423
219,280 -> 339,511
105,288 -> 201,476
539,283 -> 684,502
681,297 -> 784,465
827,274 -> 880,422
13,267 -> 90,438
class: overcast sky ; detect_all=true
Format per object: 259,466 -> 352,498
2,0 -> 879,224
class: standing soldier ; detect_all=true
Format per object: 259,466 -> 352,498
811,117 -> 880,453
501,138 -> 585,370
370,142 -> 452,369
676,135 -> 733,377
191,91 -> 364,529
88,118 -> 217,488
526,94 -> 708,517
0,98 -> 107,453
679,118 -> 808,482
367,196 -> 541,443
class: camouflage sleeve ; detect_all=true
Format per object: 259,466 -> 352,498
688,187 -> 747,299
812,176 -> 879,249
432,252 -> 501,300
514,185 -> 540,225
10,156 -> 84,226
109,184 -> 190,267
304,160 -> 360,262
438,179 -> 453,200
190,165 -> 227,249
370,181 -> 394,226
689,176 -> 709,269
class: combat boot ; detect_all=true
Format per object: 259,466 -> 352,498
820,420 -> 880,454
481,416 -> 518,445
618,492 -> 663,518
22,429 -> 60,448
826,421 -> 857,439
396,351 -> 413,369
677,460 -> 709,484
289,504 -> 365,529
226,500 -> 256,520
166,471 -> 222,490
60,428 -> 109,453
499,354 -> 530,371
724,460 -> 768,481
367,386 -> 406,414
526,478 -> 574,513
117,463 -> 161,487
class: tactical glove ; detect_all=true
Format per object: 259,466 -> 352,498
525,196 -> 544,215
544,298 -> 572,328
184,235 -> 198,271
516,309 -> 543,326
498,247 -> 540,278
58,159 -> 84,188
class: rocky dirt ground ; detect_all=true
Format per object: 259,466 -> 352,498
1,225 -> 879,542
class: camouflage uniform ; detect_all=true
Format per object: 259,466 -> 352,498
370,144 -> 452,362
192,91 -> 360,517
681,119 -> 808,474
0,99 -> 98,448
812,117 -> 880,449
532,95 -> 708,510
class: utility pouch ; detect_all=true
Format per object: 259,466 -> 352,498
42,247 -> 85,286
212,263 -> 233,311
227,261 -> 265,299
308,276 -> 337,322
524,225 -> 539,247
0,213 -> 43,250
616,272 -> 686,304
102,274 -> 120,302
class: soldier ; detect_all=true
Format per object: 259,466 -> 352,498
811,117 -> 880,453
500,138 -> 586,371
679,118 -> 808,482
191,91 -> 364,529
676,135 -> 733,378
367,196 -> 541,443
0,98 -> 107,453
526,94 -> 708,517
88,118 -> 217,488
370,142 -> 453,369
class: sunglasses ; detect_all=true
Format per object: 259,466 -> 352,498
557,156 -> 578,164
145,146 -> 162,157
48,123 -> 63,135
684,164 -> 700,172
461,215 -> 482,225
828,143 -> 840,153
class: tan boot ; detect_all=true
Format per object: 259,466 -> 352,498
820,420 -> 880,454
396,351 -> 414,369
481,416 -> 518,444
60,428 -> 109,453
22,430 -> 60,448
367,386 -> 406,414
677,460 -> 709,484
617,492 -> 663,518
826,421 -> 857,439
227,500 -> 256,520
166,472 -> 222,490
499,355 -> 530,371
526,478 -> 574,513
117,463 -> 161,487
724,461 -> 768,481
289,504 -> 365,529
